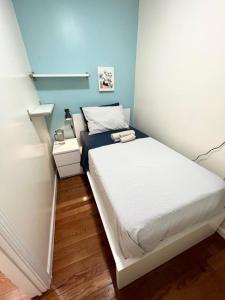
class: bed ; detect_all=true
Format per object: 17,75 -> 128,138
72,108 -> 225,289
80,127 -> 147,172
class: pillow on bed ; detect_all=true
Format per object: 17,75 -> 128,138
82,105 -> 129,135
80,102 -> 119,130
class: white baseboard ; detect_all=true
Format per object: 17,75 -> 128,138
47,174 -> 58,276
217,226 -> 225,239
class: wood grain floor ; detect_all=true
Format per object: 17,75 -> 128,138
0,272 -> 29,300
38,175 -> 225,300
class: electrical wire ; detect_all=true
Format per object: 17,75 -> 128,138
192,141 -> 225,162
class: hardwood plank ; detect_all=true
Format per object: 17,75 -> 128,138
83,284 -> 116,300
52,252 -> 114,289
0,272 -> 29,300
53,234 -> 110,270
37,175 -> 225,300
54,214 -> 103,245
56,195 -> 92,212
0,272 -> 17,296
56,203 -> 98,226
52,270 -> 112,300
207,248 -> 225,270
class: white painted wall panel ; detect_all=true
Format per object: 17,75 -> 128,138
0,0 -> 54,270
134,0 -> 225,179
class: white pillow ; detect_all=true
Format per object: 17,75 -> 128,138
82,105 -> 129,135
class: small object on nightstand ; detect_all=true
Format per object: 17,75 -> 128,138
54,129 -> 65,144
53,138 -> 82,178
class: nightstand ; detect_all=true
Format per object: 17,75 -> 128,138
53,138 -> 82,178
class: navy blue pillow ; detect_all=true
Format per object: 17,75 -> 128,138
80,102 -> 119,130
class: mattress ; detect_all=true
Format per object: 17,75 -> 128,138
89,137 -> 225,258
80,127 -> 147,172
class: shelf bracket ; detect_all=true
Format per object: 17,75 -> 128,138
29,72 -> 36,81
27,109 -> 32,121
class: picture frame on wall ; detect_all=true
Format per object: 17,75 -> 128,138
98,66 -> 115,92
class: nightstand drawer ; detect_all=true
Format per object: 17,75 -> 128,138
58,163 -> 82,178
54,151 -> 80,167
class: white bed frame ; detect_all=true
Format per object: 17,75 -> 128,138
72,109 -> 225,289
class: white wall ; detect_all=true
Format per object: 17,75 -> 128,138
134,0 -> 225,179
0,0 -> 54,280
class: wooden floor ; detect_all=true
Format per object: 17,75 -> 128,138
38,175 -> 225,300
0,272 -> 29,300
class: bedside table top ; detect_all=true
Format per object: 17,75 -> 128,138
53,138 -> 79,155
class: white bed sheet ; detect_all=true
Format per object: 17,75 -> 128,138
89,137 -> 225,258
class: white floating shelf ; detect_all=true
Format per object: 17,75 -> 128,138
30,72 -> 90,79
28,104 -> 54,119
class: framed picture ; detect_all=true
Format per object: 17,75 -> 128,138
98,67 -> 115,92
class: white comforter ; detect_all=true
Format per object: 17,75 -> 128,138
89,137 -> 225,258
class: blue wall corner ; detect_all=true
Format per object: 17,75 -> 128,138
13,0 -> 139,137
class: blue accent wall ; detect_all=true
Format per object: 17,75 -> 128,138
13,0 -> 139,137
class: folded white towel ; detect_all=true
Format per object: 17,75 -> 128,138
120,134 -> 136,143
111,130 -> 135,142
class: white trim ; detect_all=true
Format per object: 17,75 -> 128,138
47,174 -> 57,275
87,171 -> 225,289
217,226 -> 225,239
0,210 -> 51,296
